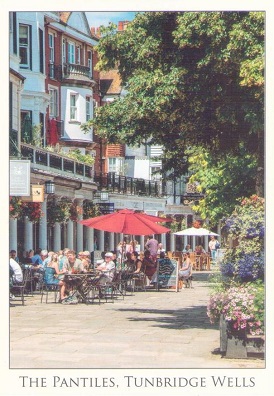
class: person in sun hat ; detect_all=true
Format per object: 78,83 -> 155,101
96,252 -> 115,282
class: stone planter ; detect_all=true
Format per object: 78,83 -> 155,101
219,315 -> 265,359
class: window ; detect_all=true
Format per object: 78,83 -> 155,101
76,46 -> 81,64
108,158 -> 117,173
48,33 -> 54,78
86,96 -> 92,121
49,88 -> 58,117
87,51 -> 92,78
21,111 -> 32,143
49,33 -> 54,63
39,29 -> 44,73
68,42 -> 75,64
19,24 -> 31,68
62,39 -> 66,64
70,94 -> 77,120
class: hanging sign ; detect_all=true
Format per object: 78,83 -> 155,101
21,185 -> 45,202
9,160 -> 30,196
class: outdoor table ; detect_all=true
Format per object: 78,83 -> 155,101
63,272 -> 100,303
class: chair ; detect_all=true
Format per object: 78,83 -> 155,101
179,264 -> 193,289
40,281 -> 60,303
10,267 -> 31,306
132,271 -> 147,292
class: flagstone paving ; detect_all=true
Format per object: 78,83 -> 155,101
10,272 -> 264,369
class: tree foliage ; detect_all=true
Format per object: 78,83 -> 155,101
186,144 -> 257,226
83,11 -> 264,205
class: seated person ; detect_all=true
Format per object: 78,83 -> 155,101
195,245 -> 206,255
96,252 -> 115,284
182,244 -> 192,253
132,251 -> 143,276
142,249 -> 157,281
9,257 -> 23,284
43,253 -> 66,301
63,250 -> 85,274
179,252 -> 192,279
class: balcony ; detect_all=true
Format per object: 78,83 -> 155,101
63,63 -> 92,81
20,143 -> 93,181
94,173 -> 165,197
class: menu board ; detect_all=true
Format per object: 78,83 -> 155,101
156,258 -> 179,292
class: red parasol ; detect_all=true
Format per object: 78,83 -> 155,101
79,209 -> 171,235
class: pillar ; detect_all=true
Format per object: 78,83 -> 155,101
99,230 -> 105,251
109,232 -> 114,251
9,218 -> 17,251
53,222 -> 61,252
170,233 -> 175,252
161,233 -> 166,250
76,201 -> 84,253
140,235 -> 145,251
67,219 -> 74,250
39,198 -> 47,249
86,227 -> 94,252
192,236 -> 196,252
24,216 -> 33,251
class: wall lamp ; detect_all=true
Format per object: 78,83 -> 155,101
45,180 -> 55,194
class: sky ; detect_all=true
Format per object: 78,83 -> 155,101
86,12 -> 137,28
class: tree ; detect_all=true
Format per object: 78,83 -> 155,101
83,11 -> 264,195
186,144 -> 257,226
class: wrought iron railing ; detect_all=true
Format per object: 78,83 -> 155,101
94,172 -> 165,197
20,143 -> 93,180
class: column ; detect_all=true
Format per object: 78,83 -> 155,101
184,236 -> 188,249
39,198 -> 48,249
204,236 -> 209,252
140,235 -> 145,251
53,223 -> 61,252
109,232 -> 114,251
192,236 -> 196,252
76,200 -> 84,253
85,227 -> 94,252
99,230 -> 105,251
161,233 -> 166,250
9,218 -> 17,251
24,216 -> 33,251
170,233 -> 175,252
67,219 -> 74,250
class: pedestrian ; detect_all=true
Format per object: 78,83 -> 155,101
208,236 -> 220,261
145,235 -> 158,262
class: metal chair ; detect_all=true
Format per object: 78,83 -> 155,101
10,267 -> 31,306
40,281 -> 60,303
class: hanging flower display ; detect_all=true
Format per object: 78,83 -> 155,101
83,201 -> 102,219
47,197 -> 72,226
10,197 -> 44,222
21,202 -> 44,223
10,197 -> 23,219
69,201 -> 83,221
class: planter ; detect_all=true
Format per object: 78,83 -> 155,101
219,315 -> 265,359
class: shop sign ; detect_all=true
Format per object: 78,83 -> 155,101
10,160 -> 30,196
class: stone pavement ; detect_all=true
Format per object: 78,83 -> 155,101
10,272 -> 264,369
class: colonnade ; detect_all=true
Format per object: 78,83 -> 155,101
9,198 -> 210,255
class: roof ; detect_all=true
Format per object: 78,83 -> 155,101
59,12 -> 71,23
100,70 -> 122,95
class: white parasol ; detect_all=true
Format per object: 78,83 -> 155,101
174,227 -> 219,236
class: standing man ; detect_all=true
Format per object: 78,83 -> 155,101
145,235 -> 159,262
208,236 -> 219,262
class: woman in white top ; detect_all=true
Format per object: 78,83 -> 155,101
179,253 -> 192,278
